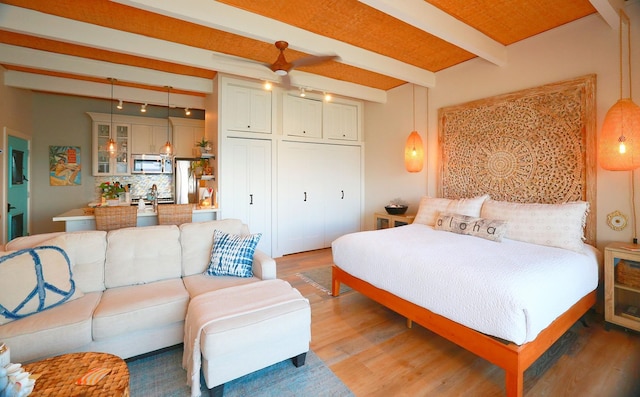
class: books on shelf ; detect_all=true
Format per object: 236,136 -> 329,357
620,305 -> 640,321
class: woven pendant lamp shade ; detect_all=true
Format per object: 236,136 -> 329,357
405,131 -> 424,172
599,98 -> 640,171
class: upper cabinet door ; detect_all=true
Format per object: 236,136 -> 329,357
90,113 -> 131,176
283,95 -> 323,138
224,84 -> 272,134
324,102 -> 359,141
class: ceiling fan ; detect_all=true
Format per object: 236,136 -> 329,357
265,41 -> 339,87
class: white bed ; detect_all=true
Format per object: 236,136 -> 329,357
332,223 -> 600,345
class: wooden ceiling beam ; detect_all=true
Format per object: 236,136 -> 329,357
359,0 -> 507,67
113,0 -> 435,88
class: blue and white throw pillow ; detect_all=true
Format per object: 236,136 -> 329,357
205,230 -> 262,277
0,245 -> 83,325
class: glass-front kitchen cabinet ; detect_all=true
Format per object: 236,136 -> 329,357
89,112 -> 131,176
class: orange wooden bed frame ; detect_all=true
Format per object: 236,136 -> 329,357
332,265 -> 596,397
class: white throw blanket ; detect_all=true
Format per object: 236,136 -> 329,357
182,280 -> 307,397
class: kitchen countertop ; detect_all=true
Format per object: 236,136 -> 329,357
53,206 -> 219,222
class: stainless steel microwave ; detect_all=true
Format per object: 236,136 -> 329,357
131,154 -> 172,174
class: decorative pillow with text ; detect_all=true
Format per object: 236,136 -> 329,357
434,212 -> 508,242
413,195 -> 490,226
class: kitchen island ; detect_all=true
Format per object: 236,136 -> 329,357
53,206 -> 219,232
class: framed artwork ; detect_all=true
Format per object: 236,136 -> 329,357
49,146 -> 81,186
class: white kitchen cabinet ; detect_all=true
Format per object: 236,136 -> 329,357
277,141 -> 361,255
88,112 -> 131,176
223,83 -> 271,134
131,124 -> 168,154
324,102 -> 359,141
283,95 -> 323,138
220,137 -> 272,255
170,117 -> 205,158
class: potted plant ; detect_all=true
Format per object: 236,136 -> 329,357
196,137 -> 212,155
99,181 -> 125,206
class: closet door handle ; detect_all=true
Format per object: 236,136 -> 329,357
249,194 -> 253,205
304,192 -> 307,202
341,190 -> 344,200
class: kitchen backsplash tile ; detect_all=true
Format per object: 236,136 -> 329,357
95,175 -> 173,200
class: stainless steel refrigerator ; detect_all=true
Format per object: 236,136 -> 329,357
174,158 -> 198,204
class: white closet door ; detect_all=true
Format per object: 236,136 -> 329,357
221,137 -> 272,254
323,145 -> 361,245
278,141 -> 325,255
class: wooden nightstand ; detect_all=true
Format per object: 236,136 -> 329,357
374,212 -> 415,229
604,242 -> 640,332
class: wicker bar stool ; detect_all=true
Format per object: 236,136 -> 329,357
157,204 -> 194,225
94,206 -> 138,231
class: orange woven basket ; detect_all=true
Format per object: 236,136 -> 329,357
615,259 -> 640,289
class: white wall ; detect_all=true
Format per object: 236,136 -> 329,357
363,83 -> 428,229
364,4 -> 640,248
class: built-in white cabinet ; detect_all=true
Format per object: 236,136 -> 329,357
283,95 -> 323,138
170,117 -> 205,158
277,141 -> 361,255
220,137 -> 272,255
131,124 -> 168,154
324,102 -> 359,141
223,83 -> 272,134
88,112 -> 131,176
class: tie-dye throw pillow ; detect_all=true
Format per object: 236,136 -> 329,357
205,230 -> 262,278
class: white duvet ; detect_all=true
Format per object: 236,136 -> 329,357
331,224 -> 600,345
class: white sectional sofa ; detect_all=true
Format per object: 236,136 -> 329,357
0,219 -> 276,364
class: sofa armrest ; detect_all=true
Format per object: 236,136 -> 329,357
252,249 -> 276,280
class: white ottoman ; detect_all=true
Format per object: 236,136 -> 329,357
183,279 -> 311,397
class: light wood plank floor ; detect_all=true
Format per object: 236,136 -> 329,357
277,248 -> 640,397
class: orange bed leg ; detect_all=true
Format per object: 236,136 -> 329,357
505,369 -> 524,397
331,267 -> 341,297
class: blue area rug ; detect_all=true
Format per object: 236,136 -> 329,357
127,345 -> 353,397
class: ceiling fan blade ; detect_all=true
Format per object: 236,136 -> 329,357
291,54 -> 340,68
280,73 -> 292,89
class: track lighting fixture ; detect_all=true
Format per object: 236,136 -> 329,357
299,87 -> 306,97
324,92 -> 332,102
117,99 -> 123,110
140,103 -> 147,113
263,81 -> 273,90
185,108 -> 191,116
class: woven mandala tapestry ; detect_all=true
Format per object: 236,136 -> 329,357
438,75 -> 596,244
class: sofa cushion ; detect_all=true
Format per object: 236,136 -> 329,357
104,225 -> 182,288
205,230 -> 261,277
92,279 -> 189,341
6,231 -> 108,293
0,246 -> 84,325
0,291 -> 101,363
180,219 -> 249,277
182,274 -> 260,298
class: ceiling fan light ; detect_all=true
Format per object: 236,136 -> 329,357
274,69 -> 288,76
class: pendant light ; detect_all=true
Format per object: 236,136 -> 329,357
162,86 -> 173,156
106,78 -> 117,157
405,84 -> 424,172
599,9 -> 640,171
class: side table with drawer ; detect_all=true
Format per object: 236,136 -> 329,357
604,242 -> 640,332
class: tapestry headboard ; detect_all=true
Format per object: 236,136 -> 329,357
437,75 -> 597,245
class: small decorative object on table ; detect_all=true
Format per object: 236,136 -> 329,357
99,181 -> 125,206
385,198 -> 408,215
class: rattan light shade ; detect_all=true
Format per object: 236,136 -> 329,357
599,98 -> 640,171
405,131 -> 424,173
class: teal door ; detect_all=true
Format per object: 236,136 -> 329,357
7,135 -> 29,241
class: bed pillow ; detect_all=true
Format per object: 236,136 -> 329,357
480,199 -> 588,252
434,212 -> 508,242
0,245 -> 83,325
413,195 -> 489,226
205,229 -> 262,277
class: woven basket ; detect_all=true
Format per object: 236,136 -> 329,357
615,259 -> 640,289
